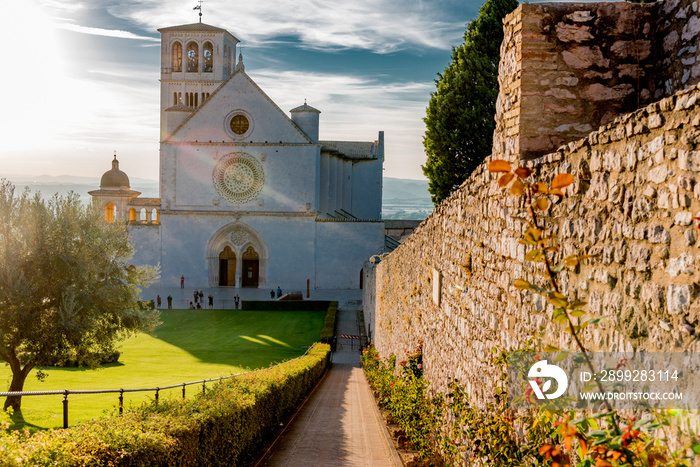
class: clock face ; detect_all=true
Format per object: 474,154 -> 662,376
213,153 -> 264,204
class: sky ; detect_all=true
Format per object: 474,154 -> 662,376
0,0 -> 488,182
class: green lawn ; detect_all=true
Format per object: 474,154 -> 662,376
0,309 -> 325,430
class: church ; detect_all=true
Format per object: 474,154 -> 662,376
89,21 -> 385,290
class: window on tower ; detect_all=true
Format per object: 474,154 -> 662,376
187,42 -> 199,72
172,41 -> 182,72
203,42 -> 213,72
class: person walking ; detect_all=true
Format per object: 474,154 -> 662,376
180,276 -> 185,288
167,295 -> 173,309
208,294 -> 213,309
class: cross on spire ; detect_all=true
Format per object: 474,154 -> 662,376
193,0 -> 203,23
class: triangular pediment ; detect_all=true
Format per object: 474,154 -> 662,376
166,70 -> 312,144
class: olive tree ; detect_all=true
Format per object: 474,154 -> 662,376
0,180 -> 158,410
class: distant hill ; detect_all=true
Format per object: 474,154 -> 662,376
2,174 -> 159,201
382,177 -> 433,220
1,174 -> 432,220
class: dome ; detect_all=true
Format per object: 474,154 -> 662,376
100,156 -> 130,189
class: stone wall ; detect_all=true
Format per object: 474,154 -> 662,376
655,0 -> 700,99
366,81 -> 700,404
493,1 -> 700,162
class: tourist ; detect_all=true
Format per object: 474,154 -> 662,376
156,295 -> 161,309
270,290 -> 275,300
277,286 -> 282,298
167,295 -> 172,309
199,290 -> 204,303
180,275 -> 185,288
234,294 -> 240,309
188,301 -> 195,309
196,302 -> 202,309
193,289 -> 198,304
208,294 -> 213,309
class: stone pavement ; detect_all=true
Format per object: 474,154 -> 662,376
257,301 -> 401,467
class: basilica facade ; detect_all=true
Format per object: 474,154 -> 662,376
90,21 -> 385,290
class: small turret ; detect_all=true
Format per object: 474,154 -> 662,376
290,101 -> 321,143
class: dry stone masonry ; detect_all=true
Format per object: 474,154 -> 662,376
364,0 -> 700,410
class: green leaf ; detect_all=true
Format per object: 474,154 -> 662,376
553,351 -> 569,363
570,310 -> 586,318
548,292 -> 568,308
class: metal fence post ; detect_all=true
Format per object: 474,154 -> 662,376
119,389 -> 124,415
155,388 -> 159,407
202,381 -> 206,394
182,383 -> 186,399
62,390 -> 69,429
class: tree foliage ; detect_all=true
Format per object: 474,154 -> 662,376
422,0 -> 519,205
0,181 -> 158,410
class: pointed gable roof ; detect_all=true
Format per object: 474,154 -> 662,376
165,69 -> 314,144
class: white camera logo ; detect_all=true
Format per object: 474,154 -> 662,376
528,360 -> 568,400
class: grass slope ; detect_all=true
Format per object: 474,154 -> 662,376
0,309 -> 325,430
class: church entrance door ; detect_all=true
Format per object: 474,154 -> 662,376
218,246 -> 236,286
241,246 -> 259,287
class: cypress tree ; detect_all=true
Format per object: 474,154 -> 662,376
422,0 -> 519,205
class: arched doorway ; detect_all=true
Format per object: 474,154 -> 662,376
241,246 -> 259,287
206,223 -> 268,288
218,246 -> 236,286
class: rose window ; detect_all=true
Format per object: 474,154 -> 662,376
213,154 -> 264,204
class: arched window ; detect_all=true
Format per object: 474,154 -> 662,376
105,203 -> 116,223
203,42 -> 213,72
152,208 -> 159,224
186,42 -> 198,72
140,208 -> 147,222
172,41 -> 182,72
129,208 -> 136,222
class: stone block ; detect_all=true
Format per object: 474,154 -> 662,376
674,211 -> 693,226
667,284 -> 693,315
648,224 -> 672,243
648,164 -> 669,183
678,150 -> 700,171
667,253 -> 696,277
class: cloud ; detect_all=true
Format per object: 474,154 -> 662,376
107,0 -> 466,53
58,23 -> 159,41
250,69 -> 431,179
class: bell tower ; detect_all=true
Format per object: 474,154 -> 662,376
157,23 -> 240,140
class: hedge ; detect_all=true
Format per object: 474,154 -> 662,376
0,343 -> 331,466
240,300 -> 331,311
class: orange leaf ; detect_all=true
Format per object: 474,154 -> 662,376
578,438 -> 589,457
549,188 -> 564,198
488,160 -> 512,173
540,445 -> 554,455
511,179 -> 525,195
534,197 -> 550,211
551,173 -> 574,189
533,182 -> 548,193
515,167 -> 532,178
499,173 -> 515,187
